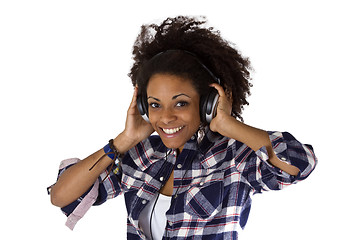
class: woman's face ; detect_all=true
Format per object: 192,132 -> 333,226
146,73 -> 201,152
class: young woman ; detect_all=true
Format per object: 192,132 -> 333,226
49,16 -> 317,239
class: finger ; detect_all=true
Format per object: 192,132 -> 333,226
130,86 -> 138,105
210,83 -> 232,114
225,88 -> 233,104
209,83 -> 226,98
128,86 -> 139,113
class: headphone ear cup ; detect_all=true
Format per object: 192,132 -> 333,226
200,88 -> 219,123
136,95 -> 150,123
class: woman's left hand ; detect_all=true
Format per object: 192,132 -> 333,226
209,83 -> 233,135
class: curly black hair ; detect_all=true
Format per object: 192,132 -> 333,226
128,16 -> 253,121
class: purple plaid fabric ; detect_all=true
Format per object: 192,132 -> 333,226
56,129 -> 317,239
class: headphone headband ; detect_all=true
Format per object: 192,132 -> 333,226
150,50 -> 220,84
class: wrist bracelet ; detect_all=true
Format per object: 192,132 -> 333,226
103,141 -> 115,160
103,139 -> 121,161
89,139 -> 122,174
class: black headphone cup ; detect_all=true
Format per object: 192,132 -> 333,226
206,89 -> 219,114
136,96 -> 145,115
200,95 -> 207,123
201,88 -> 219,123
137,95 -> 150,122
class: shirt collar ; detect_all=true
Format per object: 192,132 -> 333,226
178,126 -> 222,153
198,127 -> 223,155
180,127 -> 224,169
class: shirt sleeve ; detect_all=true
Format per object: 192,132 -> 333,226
48,156 -> 123,230
237,131 -> 317,194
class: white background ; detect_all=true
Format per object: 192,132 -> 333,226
1,0 -> 359,239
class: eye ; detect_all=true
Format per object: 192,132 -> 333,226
176,101 -> 189,107
149,102 -> 160,108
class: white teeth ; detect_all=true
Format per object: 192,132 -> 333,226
162,126 -> 183,134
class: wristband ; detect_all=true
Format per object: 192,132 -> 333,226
103,139 -> 121,161
103,143 -> 115,160
89,139 -> 121,173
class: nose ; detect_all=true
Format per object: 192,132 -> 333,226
160,108 -> 177,125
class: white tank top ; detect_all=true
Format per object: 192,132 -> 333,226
138,193 -> 172,240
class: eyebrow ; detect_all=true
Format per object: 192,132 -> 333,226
147,93 -> 191,101
147,96 -> 160,101
172,93 -> 191,100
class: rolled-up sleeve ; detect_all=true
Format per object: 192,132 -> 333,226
49,157 -> 123,230
239,131 -> 317,193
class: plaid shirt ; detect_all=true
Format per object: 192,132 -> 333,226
55,129 -> 317,239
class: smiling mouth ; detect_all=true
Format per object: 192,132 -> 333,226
161,126 -> 184,135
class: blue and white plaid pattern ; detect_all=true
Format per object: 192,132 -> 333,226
59,129 -> 317,239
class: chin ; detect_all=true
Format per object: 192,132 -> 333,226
154,125 -> 198,150
157,134 -> 189,151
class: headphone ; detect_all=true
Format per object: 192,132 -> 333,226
136,50 -> 220,124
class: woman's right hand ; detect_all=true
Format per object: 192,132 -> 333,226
116,86 -> 154,150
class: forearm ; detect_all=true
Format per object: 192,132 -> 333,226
50,148 -> 113,208
219,117 -> 269,151
50,132 -> 137,208
209,83 -> 300,176
219,117 -> 300,176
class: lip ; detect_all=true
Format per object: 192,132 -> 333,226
159,126 -> 185,138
